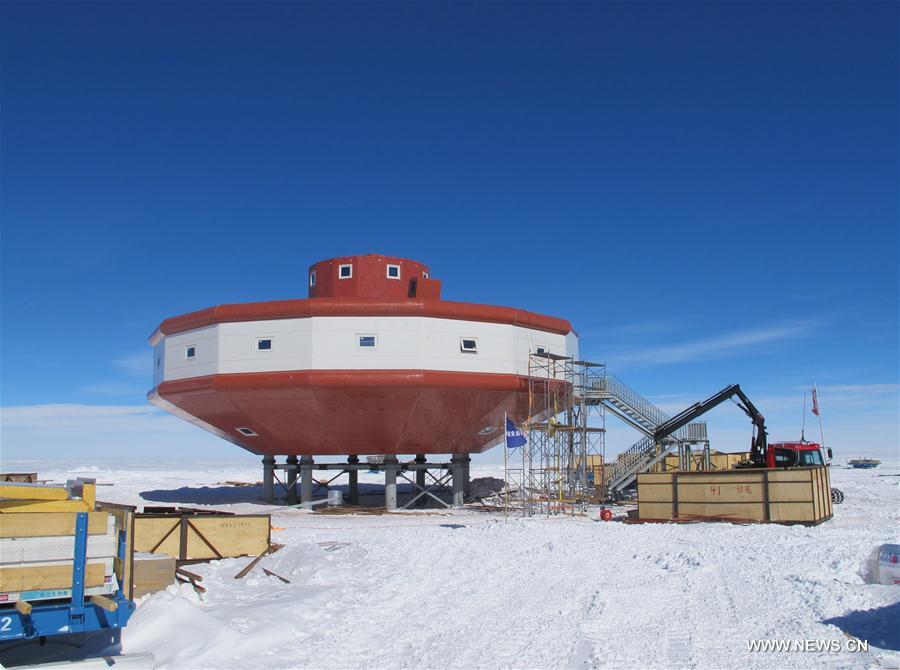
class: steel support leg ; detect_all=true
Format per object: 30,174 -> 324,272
384,457 -> 399,511
463,453 -> 471,499
300,456 -> 314,504
286,455 -> 298,505
415,454 -> 426,507
262,456 -> 275,503
348,455 -> 359,505
451,454 -> 465,508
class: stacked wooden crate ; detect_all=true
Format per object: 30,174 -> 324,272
0,480 -> 124,606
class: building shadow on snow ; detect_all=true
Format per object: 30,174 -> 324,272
823,601 -> 900,651
139,481 -> 453,509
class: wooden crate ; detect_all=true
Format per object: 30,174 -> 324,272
134,513 -> 270,563
637,466 -> 833,525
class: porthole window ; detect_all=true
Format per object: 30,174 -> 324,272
257,337 -> 273,352
339,263 -> 353,279
185,345 -> 196,360
236,427 -> 258,437
309,270 -> 316,287
358,334 -> 377,349
386,264 -> 401,279
460,337 -> 478,353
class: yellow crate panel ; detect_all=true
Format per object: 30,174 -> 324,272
636,473 -> 673,484
768,481 -> 815,503
769,502 -> 817,522
0,562 -> 107,592
186,517 -> 269,560
0,512 -> 110,538
637,502 -> 674,519
676,502 -> 766,521
637,483 -> 675,503
0,484 -> 69,501
677,482 -> 763,504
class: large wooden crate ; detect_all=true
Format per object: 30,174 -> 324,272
637,466 -> 833,525
134,513 -> 270,563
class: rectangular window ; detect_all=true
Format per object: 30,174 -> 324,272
185,345 -> 196,360
236,427 -> 258,437
309,270 -> 316,287
535,346 -> 547,355
460,337 -> 478,353
386,264 -> 401,279
358,335 -> 377,349
257,338 -> 273,352
339,263 -> 353,279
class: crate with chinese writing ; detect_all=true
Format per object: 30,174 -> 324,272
636,466 -> 833,525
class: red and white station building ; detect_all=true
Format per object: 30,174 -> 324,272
148,254 -> 578,506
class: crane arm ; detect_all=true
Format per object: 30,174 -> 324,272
653,384 -> 768,465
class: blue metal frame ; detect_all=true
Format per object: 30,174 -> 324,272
0,512 -> 136,642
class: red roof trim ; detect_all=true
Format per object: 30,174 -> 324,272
153,298 -> 573,339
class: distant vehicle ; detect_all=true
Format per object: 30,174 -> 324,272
848,458 -> 881,469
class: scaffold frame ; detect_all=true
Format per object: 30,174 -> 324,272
503,353 -> 606,516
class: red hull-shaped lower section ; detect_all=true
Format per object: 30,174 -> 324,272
153,370 -> 535,456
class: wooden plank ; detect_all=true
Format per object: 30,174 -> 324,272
638,502 -> 674,519
0,483 -> 70,501
677,481 -> 762,504
766,481 -> 814,503
677,502 -> 766,520
0,512 -> 110,538
0,500 -> 93,513
0,561 -> 108,592
635,483 -> 675,503
186,516 -> 270,560
0,533 -> 117,564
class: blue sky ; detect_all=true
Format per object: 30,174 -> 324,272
2,1 -> 897,462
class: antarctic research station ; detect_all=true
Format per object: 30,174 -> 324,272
0,254 -> 843,657
145,253 -> 835,523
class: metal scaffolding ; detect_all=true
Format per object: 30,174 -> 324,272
504,353 -> 606,516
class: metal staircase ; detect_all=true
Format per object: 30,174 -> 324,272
583,376 -> 708,496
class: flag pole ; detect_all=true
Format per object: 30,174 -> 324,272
814,383 -> 826,448
503,411 -> 508,521
801,390 -> 807,442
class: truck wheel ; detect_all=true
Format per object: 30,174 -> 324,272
831,488 -> 844,504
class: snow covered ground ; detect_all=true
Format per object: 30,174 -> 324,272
3,458 -> 898,669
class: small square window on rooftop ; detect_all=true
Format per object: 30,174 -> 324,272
309,270 -> 316,287
386,264 -> 401,279
257,338 -> 273,352
358,335 -> 377,348
185,345 -> 196,360
236,427 -> 258,437
339,263 -> 353,279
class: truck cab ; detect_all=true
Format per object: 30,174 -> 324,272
768,441 -> 829,468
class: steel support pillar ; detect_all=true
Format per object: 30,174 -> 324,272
384,457 -> 399,511
415,454 -> 426,507
262,456 -> 275,503
463,454 -> 471,498
347,455 -> 359,505
300,456 -> 314,504
285,455 -> 298,505
451,454 -> 466,508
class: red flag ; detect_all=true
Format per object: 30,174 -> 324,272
811,387 -> 820,416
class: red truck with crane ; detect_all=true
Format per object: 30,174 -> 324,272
654,384 -> 844,503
